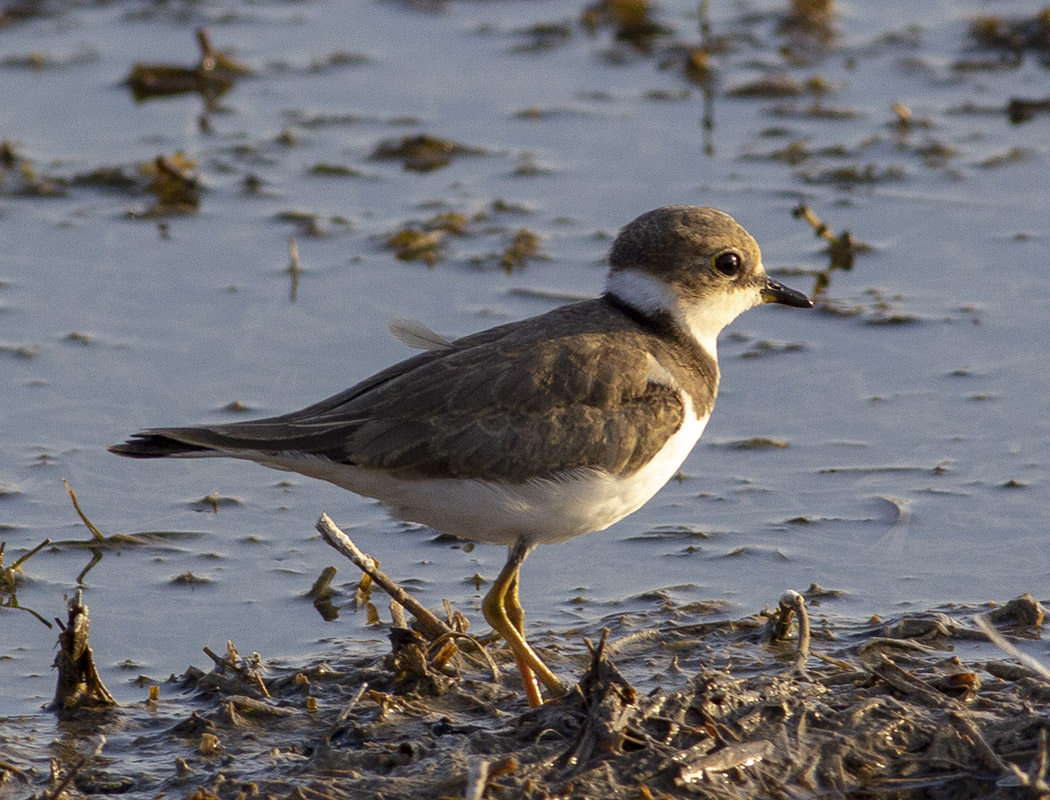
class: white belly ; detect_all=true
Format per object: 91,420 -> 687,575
257,406 -> 710,547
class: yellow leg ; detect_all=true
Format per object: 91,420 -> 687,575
481,541 -> 565,705
505,567 -> 543,707
504,568 -> 525,633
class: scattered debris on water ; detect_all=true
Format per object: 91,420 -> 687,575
791,201 -> 860,297
6,514 -> 1050,797
136,153 -> 200,217
500,228 -> 542,273
7,575 -> 1049,798
126,28 -> 251,104
580,0 -> 673,53
371,134 -> 485,173
49,590 -> 117,716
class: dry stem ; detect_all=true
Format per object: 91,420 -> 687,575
315,513 -> 454,640
62,479 -> 106,541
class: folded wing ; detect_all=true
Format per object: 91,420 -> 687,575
110,303 -> 690,483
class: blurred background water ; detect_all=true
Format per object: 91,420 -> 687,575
2,0 -> 1049,719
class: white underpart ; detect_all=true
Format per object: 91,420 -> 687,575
241,366 -> 710,547
604,268 -> 763,358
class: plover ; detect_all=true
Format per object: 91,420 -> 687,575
110,206 -> 812,706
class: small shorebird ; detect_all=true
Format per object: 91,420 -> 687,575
111,206 -> 811,706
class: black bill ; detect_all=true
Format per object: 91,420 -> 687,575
761,278 -> 813,308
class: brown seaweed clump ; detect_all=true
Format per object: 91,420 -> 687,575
126,28 -> 252,103
371,134 -> 485,173
383,211 -> 545,271
500,228 -> 542,273
137,153 -> 200,217
580,0 -> 674,52
968,9 -> 1050,62
384,212 -> 470,267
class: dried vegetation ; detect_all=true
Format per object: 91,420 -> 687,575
8,522 -> 1050,800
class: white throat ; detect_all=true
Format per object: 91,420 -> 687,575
605,269 -> 761,359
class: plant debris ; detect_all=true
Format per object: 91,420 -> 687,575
383,210 -> 545,270
791,201 -> 864,298
385,227 -> 447,267
8,581 -> 1050,799
580,0 -> 673,52
382,212 -> 470,267
141,153 -> 201,215
49,589 -> 117,717
8,519 -> 1050,798
511,21 -> 574,54
1007,95 -> 1050,125
126,28 -> 251,103
500,228 -> 542,273
967,9 -> 1050,62
371,134 -> 485,172
779,0 -> 836,40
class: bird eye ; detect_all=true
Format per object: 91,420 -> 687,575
712,251 -> 741,277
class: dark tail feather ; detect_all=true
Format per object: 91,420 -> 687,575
108,433 -> 214,459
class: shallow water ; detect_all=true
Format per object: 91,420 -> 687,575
2,0 -> 1049,725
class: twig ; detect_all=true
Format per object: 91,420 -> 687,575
8,537 -> 52,571
315,514 -> 454,640
783,590 -> 811,673
429,630 -> 502,684
75,548 -> 103,585
675,740 -> 775,783
42,736 -> 106,800
465,758 -> 491,800
791,201 -> 857,294
766,590 -> 811,673
975,613 -> 1050,683
0,758 -> 29,781
293,786 -> 340,800
390,599 -> 407,629
253,671 -> 270,698
812,650 -> 859,672
698,0 -> 710,51
1008,728 -> 1050,792
306,565 -> 337,599
62,479 -> 106,542
335,682 -> 368,726
203,645 -> 234,671
196,27 -> 216,65
202,643 -> 270,697
792,201 -> 838,244
288,235 -> 300,303
868,655 -> 959,710
948,711 -> 1012,776
316,683 -> 369,759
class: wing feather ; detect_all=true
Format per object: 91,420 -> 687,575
112,299 -> 708,482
